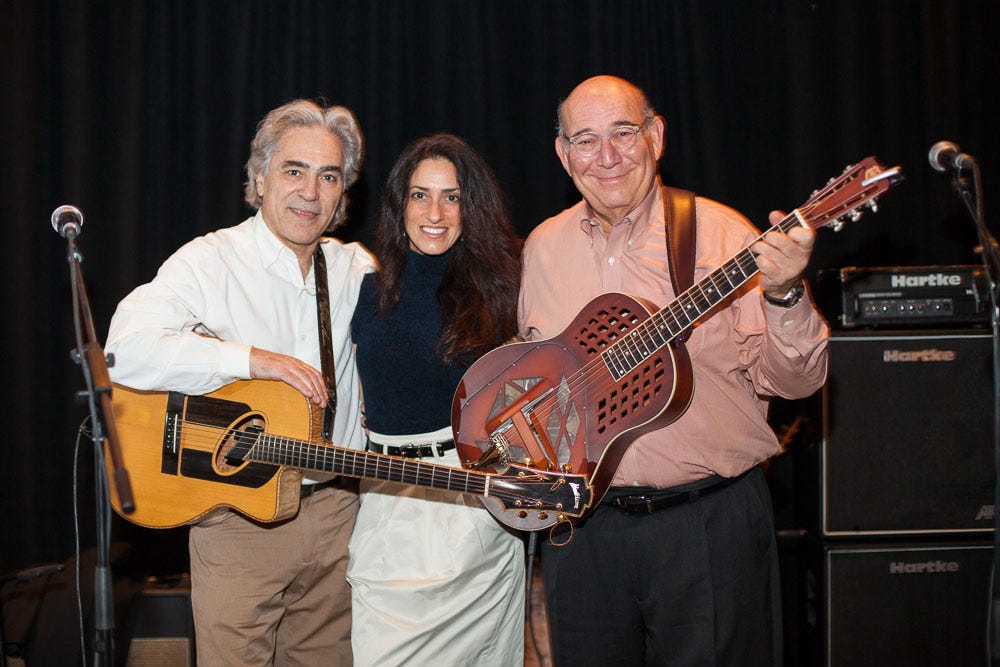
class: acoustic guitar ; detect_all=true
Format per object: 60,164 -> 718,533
452,157 -> 902,516
108,379 -> 591,531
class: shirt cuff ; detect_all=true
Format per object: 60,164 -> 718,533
218,341 -> 253,380
763,294 -> 823,333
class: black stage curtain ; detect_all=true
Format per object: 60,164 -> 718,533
1,0 -> 997,575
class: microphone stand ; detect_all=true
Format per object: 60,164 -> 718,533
60,224 -> 134,667
952,164 -> 1000,665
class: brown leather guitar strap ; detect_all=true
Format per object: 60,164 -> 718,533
313,245 -> 338,443
662,186 -> 697,343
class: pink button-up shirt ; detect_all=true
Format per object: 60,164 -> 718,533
518,180 -> 829,488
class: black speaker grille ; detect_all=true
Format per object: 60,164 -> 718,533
809,330 -> 995,536
804,539 -> 993,667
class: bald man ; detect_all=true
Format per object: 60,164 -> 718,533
519,75 -> 828,666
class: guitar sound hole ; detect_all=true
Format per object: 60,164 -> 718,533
595,358 -> 665,434
575,304 -> 642,356
214,416 -> 265,474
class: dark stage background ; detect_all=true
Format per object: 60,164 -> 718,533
1,0 -> 998,588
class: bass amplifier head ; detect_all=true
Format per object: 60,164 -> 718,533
814,265 -> 989,329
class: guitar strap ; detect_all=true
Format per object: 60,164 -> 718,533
662,186 -> 697,343
313,245 -> 338,443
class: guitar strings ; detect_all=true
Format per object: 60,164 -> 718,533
173,421 -> 489,490
159,420 -> 560,507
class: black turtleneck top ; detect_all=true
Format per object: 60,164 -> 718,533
351,250 -> 469,435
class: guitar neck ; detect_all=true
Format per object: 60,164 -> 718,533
245,434 -> 490,494
603,212 -> 802,380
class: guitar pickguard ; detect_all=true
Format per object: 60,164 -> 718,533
173,392 -> 279,489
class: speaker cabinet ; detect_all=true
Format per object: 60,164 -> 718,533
795,330 -> 995,537
799,538 -> 993,667
125,577 -> 195,666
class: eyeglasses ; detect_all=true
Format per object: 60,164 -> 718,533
563,118 -> 652,157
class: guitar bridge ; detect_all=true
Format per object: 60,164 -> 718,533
160,391 -> 186,475
503,388 -> 561,469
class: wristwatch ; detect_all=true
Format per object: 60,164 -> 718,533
763,281 -> 805,308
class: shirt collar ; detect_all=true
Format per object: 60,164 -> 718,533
252,210 -> 288,268
577,175 -> 664,238
251,210 -> 322,292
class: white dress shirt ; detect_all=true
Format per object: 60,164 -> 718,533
106,211 -> 375,463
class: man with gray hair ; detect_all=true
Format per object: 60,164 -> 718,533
106,99 -> 374,665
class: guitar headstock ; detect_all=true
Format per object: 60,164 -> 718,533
796,157 -> 903,232
480,464 -> 593,531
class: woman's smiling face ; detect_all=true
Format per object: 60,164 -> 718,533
404,158 -> 463,255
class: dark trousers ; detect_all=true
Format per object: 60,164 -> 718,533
541,467 -> 782,667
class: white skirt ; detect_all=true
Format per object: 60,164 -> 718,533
347,428 -> 526,667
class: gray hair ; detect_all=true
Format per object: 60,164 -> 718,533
244,99 -> 364,229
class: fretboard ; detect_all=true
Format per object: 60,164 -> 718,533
246,434 -> 490,495
602,212 -> 801,381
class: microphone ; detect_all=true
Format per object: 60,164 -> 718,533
51,204 -> 84,238
928,141 -> 976,173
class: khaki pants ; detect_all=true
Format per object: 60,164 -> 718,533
189,483 -> 358,666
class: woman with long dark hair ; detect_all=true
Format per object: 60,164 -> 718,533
348,133 -> 525,665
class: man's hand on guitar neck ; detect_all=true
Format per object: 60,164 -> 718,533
751,209 -> 816,300
249,347 -> 329,407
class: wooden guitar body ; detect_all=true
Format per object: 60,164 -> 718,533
453,292 -> 693,502
109,380 -> 312,528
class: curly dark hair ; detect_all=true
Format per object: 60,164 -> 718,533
373,133 -> 522,364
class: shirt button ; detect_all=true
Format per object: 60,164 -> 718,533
608,257 -> 615,265
783,320 -> 794,328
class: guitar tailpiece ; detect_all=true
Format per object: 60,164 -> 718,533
491,434 -> 511,469
468,434 -> 512,472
